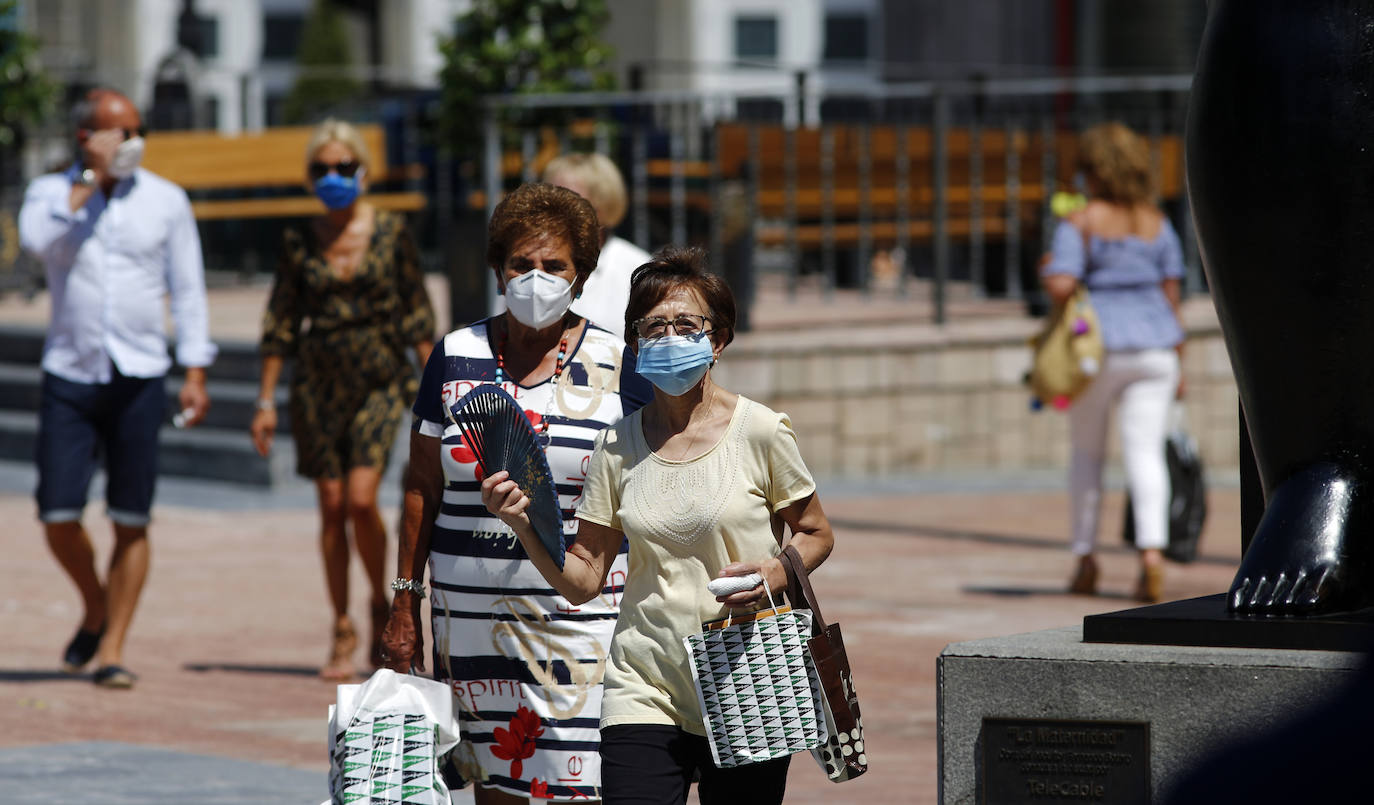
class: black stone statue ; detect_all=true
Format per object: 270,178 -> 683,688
1188,0 -> 1374,615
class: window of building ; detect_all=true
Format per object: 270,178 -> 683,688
735,15 -> 778,62
195,15 -> 219,59
263,13 -> 305,61
824,13 -> 870,63
202,95 -> 220,130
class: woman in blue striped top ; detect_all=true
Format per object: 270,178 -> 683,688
1041,122 -> 1188,604
382,183 -> 651,802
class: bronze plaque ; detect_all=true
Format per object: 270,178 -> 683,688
981,718 -> 1150,804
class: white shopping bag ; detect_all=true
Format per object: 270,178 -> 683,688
322,669 -> 462,805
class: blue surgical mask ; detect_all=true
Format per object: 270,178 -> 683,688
636,334 -> 715,396
314,170 -> 362,209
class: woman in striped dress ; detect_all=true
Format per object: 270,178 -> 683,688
382,182 -> 650,803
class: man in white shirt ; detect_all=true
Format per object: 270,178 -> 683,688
18,88 -> 216,689
537,153 -> 652,341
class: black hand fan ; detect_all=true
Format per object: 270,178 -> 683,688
446,385 -> 566,570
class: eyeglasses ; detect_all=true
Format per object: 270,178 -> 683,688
632,314 -> 712,340
308,160 -> 361,180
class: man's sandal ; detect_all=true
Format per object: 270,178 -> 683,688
61,625 -> 105,674
93,665 -> 137,689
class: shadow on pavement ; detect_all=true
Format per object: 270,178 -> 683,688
0,669 -> 90,682
184,662 -> 319,677
833,518 -> 1235,567
963,584 -> 1134,600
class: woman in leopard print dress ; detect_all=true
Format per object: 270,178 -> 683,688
250,119 -> 435,680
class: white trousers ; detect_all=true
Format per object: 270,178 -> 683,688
1067,349 -> 1180,555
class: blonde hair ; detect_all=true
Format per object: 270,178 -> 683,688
304,118 -> 373,179
1076,122 -> 1154,205
541,152 -> 629,228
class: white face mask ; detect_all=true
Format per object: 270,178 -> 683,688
504,270 -> 574,330
107,136 -> 145,179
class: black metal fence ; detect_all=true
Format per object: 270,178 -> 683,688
477,74 -> 1197,326
1,74 -> 1198,331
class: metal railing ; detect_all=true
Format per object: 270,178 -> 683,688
0,73 -> 1200,332
480,74 -> 1198,327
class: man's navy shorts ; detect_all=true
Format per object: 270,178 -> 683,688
35,368 -> 166,527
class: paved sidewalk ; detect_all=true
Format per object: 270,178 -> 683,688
0,460 -> 1243,803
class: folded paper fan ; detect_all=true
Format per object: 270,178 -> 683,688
446,385 -> 566,570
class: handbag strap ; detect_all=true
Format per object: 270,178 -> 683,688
779,545 -> 828,633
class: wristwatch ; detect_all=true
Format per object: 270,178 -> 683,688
391,578 -> 426,596
76,168 -> 97,187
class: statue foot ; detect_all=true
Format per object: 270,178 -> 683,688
1228,463 -> 1374,616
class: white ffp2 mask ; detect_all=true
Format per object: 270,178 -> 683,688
504,271 -> 574,330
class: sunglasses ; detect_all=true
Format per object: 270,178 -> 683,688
309,160 -> 362,180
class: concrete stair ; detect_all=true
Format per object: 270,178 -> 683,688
0,326 -> 296,486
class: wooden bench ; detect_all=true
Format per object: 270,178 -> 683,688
140,124 -> 426,220
472,121 -> 1184,253
713,124 -> 1185,250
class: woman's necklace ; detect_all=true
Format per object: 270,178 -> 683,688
493,322 -> 568,439
660,382 -> 716,461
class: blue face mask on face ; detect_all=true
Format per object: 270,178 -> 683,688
314,172 -> 362,210
636,334 -> 715,396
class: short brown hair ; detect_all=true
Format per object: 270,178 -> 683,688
625,246 -> 736,349
486,183 -> 601,278
1076,122 -> 1154,205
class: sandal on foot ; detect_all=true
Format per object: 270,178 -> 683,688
1068,557 -> 1099,596
62,624 -> 105,674
1135,564 -> 1165,603
93,665 -> 137,689
320,618 -> 358,681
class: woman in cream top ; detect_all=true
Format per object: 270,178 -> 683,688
480,246 -> 836,805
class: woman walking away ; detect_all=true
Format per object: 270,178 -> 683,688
480,246 -> 836,805
1041,122 -> 1187,603
251,119 -> 435,680
382,182 -> 651,803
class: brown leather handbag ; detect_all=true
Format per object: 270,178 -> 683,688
780,545 -> 869,782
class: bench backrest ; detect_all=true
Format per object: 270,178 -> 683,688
141,125 -> 390,190
715,123 -> 1183,200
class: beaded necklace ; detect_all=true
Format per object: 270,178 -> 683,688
493,322 -> 569,438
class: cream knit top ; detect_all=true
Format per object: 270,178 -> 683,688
576,396 -> 817,734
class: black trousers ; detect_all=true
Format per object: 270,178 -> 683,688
600,724 -> 790,805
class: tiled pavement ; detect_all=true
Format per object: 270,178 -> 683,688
0,275 -> 1245,802
0,457 -> 1243,804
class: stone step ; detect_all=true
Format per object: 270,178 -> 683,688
0,409 -> 295,487
0,326 -> 265,384
0,363 -> 291,433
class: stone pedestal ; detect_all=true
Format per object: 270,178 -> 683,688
937,626 -> 1362,804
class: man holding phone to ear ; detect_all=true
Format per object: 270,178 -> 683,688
18,87 -> 215,689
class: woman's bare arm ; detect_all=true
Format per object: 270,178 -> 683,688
381,430 -> 443,672
1041,208 -> 1088,305
715,492 -> 836,609
1042,272 -> 1079,305
1163,276 -> 1186,397
481,470 -> 624,605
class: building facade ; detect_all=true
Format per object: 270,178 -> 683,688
19,0 -> 468,135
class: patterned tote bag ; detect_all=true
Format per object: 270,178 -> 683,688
684,579 -> 829,768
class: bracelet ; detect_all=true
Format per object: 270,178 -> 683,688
391,578 -> 426,596
255,398 -> 276,412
